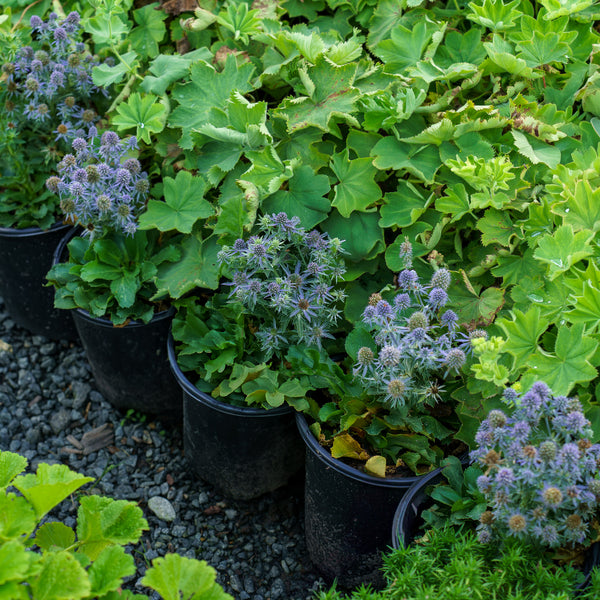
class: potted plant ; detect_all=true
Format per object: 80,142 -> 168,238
0,11 -> 108,339
296,238 -> 482,588
46,130 -> 182,418
168,211 -> 349,499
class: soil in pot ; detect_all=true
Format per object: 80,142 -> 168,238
167,334 -> 305,500
296,412 -> 421,590
0,222 -> 78,340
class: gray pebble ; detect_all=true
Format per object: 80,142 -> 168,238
147,496 -> 176,522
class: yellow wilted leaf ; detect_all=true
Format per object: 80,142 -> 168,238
331,433 -> 369,460
365,455 -> 387,478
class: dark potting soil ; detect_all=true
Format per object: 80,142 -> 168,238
0,296 -> 326,600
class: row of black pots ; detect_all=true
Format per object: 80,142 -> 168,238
0,223 -> 424,589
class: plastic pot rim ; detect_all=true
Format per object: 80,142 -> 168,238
73,305 -> 175,329
167,331 -> 293,418
296,411 -> 422,489
0,221 -> 72,238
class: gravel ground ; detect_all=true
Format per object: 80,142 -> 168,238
0,296 -> 326,600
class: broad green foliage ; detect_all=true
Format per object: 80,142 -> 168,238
0,450 -> 232,600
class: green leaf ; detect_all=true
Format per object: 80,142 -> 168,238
527,324 -> 597,395
0,451 -> 27,488
92,52 -> 137,87
565,282 -> 600,333
371,137 -> 441,184
141,50 -> 212,95
435,184 -> 471,222
517,31 -> 570,68
483,35 -> 536,77
0,493 -> 36,541
274,57 -> 359,133
467,0 -> 521,32
110,271 -> 139,309
497,306 -> 549,364
35,522 -> 75,552
85,13 -> 128,45
170,57 -> 255,149
139,171 -> 212,233
401,119 -> 456,146
372,20 -> 437,72
511,130 -> 561,168
533,224 -> 595,280
30,551 -> 90,600
0,540 -> 31,586
476,208 -> 516,246
322,211 -> 384,262
77,496 -> 148,561
330,149 -> 382,217
88,546 -> 136,597
155,234 -> 220,298
450,280 -> 505,326
262,165 -> 331,228
379,182 -> 429,228
345,325 -> 375,361
555,179 -> 600,232
79,261 -> 122,282
112,93 -> 167,145
142,554 -> 233,600
130,3 -> 167,59
242,147 -> 297,195
13,464 -> 93,520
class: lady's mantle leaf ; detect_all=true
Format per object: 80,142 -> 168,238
0,450 -> 27,488
565,282 -> 600,333
274,57 -> 360,133
526,324 -> 597,395
112,93 -> 167,145
88,546 -> 136,597
139,171 -> 212,233
497,306 -> 549,364
142,554 -> 234,600
13,464 -> 93,520
553,179 -> 600,232
371,137 -> 441,184
0,493 -> 36,541
130,3 -> 167,59
30,551 -> 91,600
467,0 -> 521,32
330,149 -> 381,217
511,130 -> 561,168
533,224 -> 594,280
262,165 -> 331,228
332,433 -> 369,460
169,57 -> 255,149
323,211 -> 384,261
141,50 -> 212,95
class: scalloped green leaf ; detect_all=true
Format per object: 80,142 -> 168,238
130,3 -> 167,59
497,306 -> 549,364
88,546 -> 136,597
0,493 -> 36,542
0,540 -> 32,586
142,553 -> 233,600
0,451 -> 27,488
13,464 -> 93,520
112,93 -> 167,145
511,130 -> 561,168
35,522 -> 76,552
30,551 -> 90,600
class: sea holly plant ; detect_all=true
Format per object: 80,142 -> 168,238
171,211 -> 350,410
45,130 -> 180,325
471,382 -> 600,550
0,449 -> 232,600
309,240 -> 483,477
0,11 -> 110,229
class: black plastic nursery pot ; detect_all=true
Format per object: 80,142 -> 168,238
72,307 -> 181,419
0,222 -> 78,340
391,466 -> 444,549
296,412 -> 420,589
167,334 -> 305,500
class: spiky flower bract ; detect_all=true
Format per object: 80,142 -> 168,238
352,239 -> 472,412
47,131 -> 149,237
472,382 -> 600,549
218,212 -> 347,359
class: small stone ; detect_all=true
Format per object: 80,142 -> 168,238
147,496 -> 176,522
224,509 -> 237,520
72,381 -> 91,409
50,408 -> 71,434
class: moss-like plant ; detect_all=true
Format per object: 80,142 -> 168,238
0,449 -> 232,600
315,525 -> 600,600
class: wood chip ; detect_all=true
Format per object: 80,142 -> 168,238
161,0 -> 198,15
166,474 -> 174,486
66,435 -> 83,450
80,424 -> 114,455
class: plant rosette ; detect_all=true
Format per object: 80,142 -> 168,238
171,211 -> 350,411
306,239 -> 484,478
0,11 -> 110,230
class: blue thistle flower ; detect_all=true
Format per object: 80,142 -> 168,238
430,268 -> 451,291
